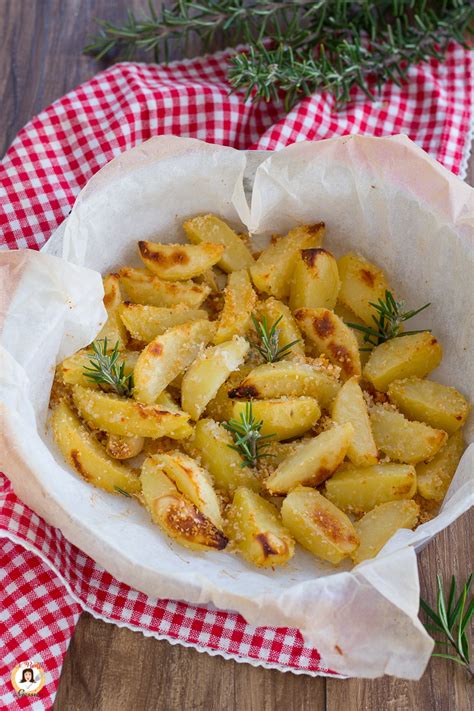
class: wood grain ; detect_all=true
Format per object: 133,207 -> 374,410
1,2 -> 472,709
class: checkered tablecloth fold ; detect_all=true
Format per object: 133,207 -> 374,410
1,44 -> 472,709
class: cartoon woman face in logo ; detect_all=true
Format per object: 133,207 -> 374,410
19,668 -> 37,689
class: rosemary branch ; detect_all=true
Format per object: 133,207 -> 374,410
251,314 -> 300,362
223,401 -> 275,468
420,573 -> 473,676
84,1 -> 473,109
83,338 -> 134,397
347,290 -> 430,351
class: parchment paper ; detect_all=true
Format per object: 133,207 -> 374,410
0,135 -> 472,679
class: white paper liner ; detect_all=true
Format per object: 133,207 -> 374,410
1,135 -> 472,679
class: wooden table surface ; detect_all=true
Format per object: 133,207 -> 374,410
1,2 -> 472,709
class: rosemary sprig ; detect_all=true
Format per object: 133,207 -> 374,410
251,314 -> 300,363
223,401 -> 275,468
420,574 -> 473,676
84,1 -> 473,109
83,338 -> 134,397
347,290 -> 430,351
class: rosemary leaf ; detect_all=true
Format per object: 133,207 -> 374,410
251,314 -> 300,363
114,486 -> 132,497
420,573 -> 474,675
83,338 -> 134,397
223,401 -> 275,468
347,290 -> 431,349
84,1 -> 473,110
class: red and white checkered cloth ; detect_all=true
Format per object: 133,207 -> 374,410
1,43 -> 473,709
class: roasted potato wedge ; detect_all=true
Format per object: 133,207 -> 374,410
134,319 -> 215,403
363,332 -> 443,392
214,269 -> 256,344
331,377 -> 378,466
72,385 -> 192,439
294,307 -> 361,379
369,404 -> 447,464
192,419 -> 260,493
281,487 -> 359,565
119,267 -> 210,308
416,430 -> 465,501
153,451 -> 223,528
352,500 -> 420,564
325,463 -> 417,514
388,377 -> 470,434
232,398 -> 321,441
250,223 -> 325,299
225,487 -> 295,568
334,302 -> 371,365
181,336 -> 249,420
204,382 -> 234,422
51,400 -> 140,494
140,457 -> 227,551
337,252 -> 390,326
289,247 -> 340,311
256,297 -> 305,360
60,349 -> 139,388
95,274 -> 128,349
155,390 -> 180,411
229,360 -> 340,409
183,214 -> 254,273
265,423 -> 353,494
138,241 -> 224,281
118,303 -> 208,343
106,434 -> 145,460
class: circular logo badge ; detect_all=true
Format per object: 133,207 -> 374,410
10,661 -> 46,697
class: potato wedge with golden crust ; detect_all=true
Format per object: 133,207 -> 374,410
214,269 -> 256,344
192,419 -> 260,494
265,423 -> 353,494
183,214 -> 254,273
369,403 -> 447,464
72,385 -> 192,439
416,430 -> 465,502
250,223 -> 325,299
119,267 -> 210,308
134,319 -> 215,403
155,390 -> 180,411
325,463 -> 416,514
229,361 -> 340,409
61,349 -> 139,388
106,434 -> 145,460
331,377 -> 378,466
181,337 -> 249,420
232,398 -> 321,441
204,382 -> 234,422
337,252 -> 390,326
96,274 -> 128,349
290,248 -> 340,311
51,400 -> 140,494
294,307 -> 361,380
256,297 -> 305,360
387,377 -> 470,434
225,487 -> 295,568
118,303 -> 208,343
153,451 -> 223,528
281,487 -> 359,565
363,332 -> 442,392
138,241 -> 224,281
352,500 -> 419,565
334,302 -> 372,368
140,457 -> 227,551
